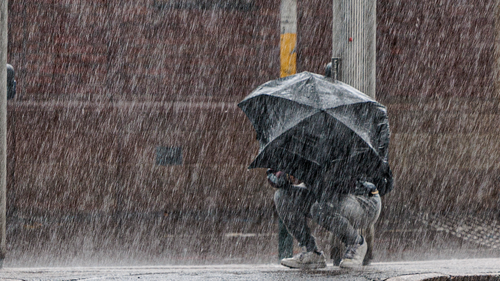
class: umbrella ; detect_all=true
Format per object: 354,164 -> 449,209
238,71 -> 392,195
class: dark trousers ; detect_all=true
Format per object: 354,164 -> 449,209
274,185 -> 381,252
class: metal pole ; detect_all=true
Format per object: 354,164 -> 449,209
332,0 -> 376,99
0,0 -> 7,268
278,0 -> 296,260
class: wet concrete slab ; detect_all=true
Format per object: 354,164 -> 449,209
0,258 -> 498,281
5,210 -> 500,267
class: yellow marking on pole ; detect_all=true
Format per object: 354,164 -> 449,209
280,0 -> 296,78
280,33 -> 297,78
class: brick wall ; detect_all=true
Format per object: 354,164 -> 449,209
6,0 -> 331,217
6,0 -> 499,220
9,1 -> 282,102
377,1 -> 499,215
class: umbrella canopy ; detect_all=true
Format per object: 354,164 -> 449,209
238,71 -> 392,195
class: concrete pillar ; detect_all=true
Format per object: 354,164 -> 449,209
0,0 -> 7,267
332,0 -> 376,98
329,0 -> 377,265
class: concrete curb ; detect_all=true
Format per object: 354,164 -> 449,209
387,273 -> 500,281
386,273 -> 446,281
0,260 -> 498,280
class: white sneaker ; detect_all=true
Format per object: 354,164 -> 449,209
280,251 -> 327,269
339,237 -> 367,268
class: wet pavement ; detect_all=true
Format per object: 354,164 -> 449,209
2,211 -> 499,280
0,258 -> 498,280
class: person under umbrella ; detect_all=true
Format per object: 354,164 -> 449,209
239,71 -> 393,269
268,158 -> 390,269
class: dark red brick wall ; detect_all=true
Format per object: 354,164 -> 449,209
9,1 -> 284,102
6,1 -> 279,216
377,1 -> 499,215
5,0 -> 500,219
377,1 -> 495,99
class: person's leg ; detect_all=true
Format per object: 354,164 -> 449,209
274,186 -> 326,269
310,193 -> 381,267
312,194 -> 380,243
274,186 -> 317,252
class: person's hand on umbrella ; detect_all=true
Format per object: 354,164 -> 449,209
266,169 -> 291,188
354,180 -> 377,196
266,169 -> 304,188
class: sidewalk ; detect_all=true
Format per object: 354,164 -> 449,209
0,259 -> 498,281
3,211 -> 499,280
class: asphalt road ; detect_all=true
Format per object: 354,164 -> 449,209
0,258 -> 498,281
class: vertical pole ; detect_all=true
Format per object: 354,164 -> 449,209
330,0 -> 377,265
278,0 -> 296,260
332,0 -> 376,99
278,218 -> 293,260
0,0 -> 7,268
495,1 -> 500,218
495,0 -> 500,99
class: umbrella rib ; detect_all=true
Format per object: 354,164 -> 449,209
324,103 -> 382,154
287,111 -> 382,162
261,109 -> 321,148
278,147 -> 322,166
